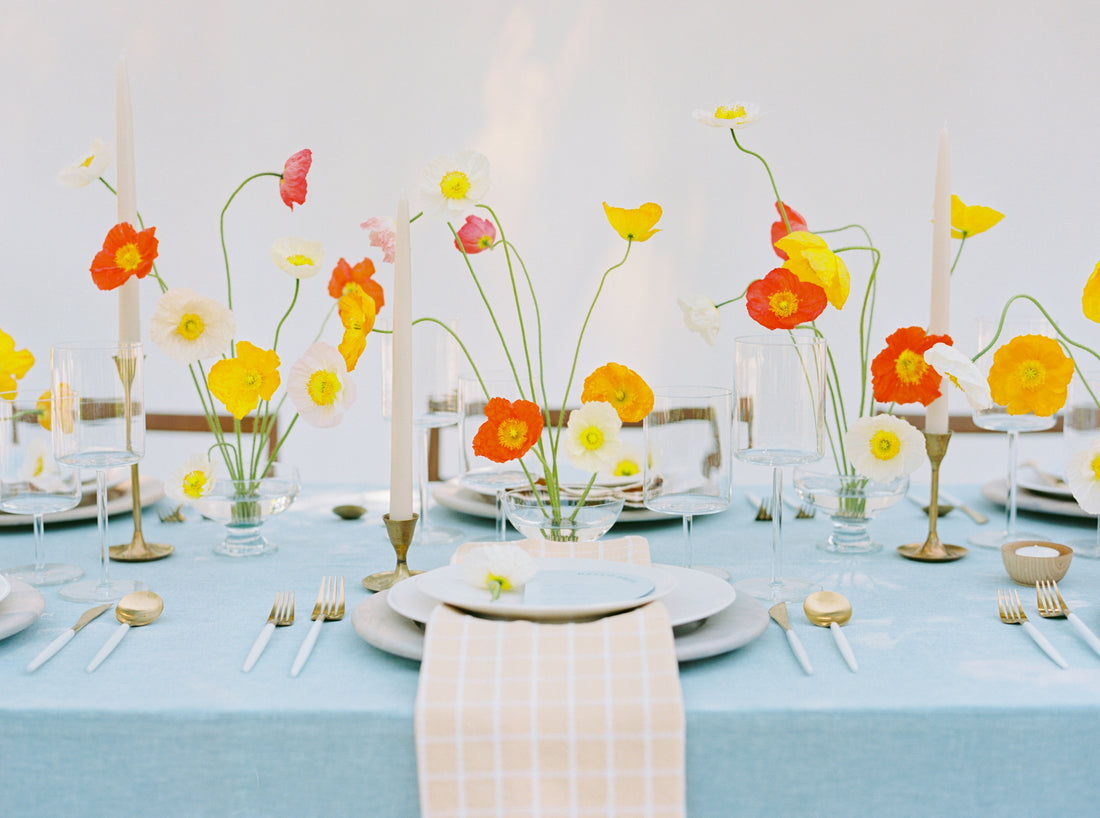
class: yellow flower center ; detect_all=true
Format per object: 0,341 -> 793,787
243,369 -> 261,388
580,425 -> 605,452
894,350 -> 928,385
614,458 -> 640,477
80,153 -> 96,168
613,388 -> 628,404
496,419 -> 529,451
714,105 -> 748,120
176,313 -> 205,341
477,235 -> 493,249
182,470 -> 210,498
1015,358 -> 1046,390
869,430 -> 901,461
31,455 -> 46,478
306,371 -> 340,406
114,242 -> 143,272
286,254 -> 315,267
768,290 -> 799,318
439,170 -> 471,200
1091,454 -> 1100,481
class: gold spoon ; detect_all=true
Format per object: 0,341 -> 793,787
85,591 -> 164,672
804,591 -> 858,672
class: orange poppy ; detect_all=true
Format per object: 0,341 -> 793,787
581,362 -> 654,423
472,397 -> 544,463
90,222 -> 158,291
871,326 -> 952,406
745,268 -> 827,330
327,257 -> 385,309
987,334 -> 1074,416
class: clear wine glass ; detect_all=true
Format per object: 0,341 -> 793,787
733,331 -> 827,603
381,319 -> 464,547
0,388 -> 84,585
458,374 -> 529,541
969,318 -> 1054,548
643,386 -> 733,575
50,342 -> 148,603
1062,369 -> 1100,557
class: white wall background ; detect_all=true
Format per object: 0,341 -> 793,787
3,0 -> 1098,486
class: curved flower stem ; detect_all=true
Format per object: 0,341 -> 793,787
219,171 -> 282,312
374,318 -> 490,399
715,286 -> 749,309
949,235 -> 967,275
99,177 -> 168,293
813,223 -> 874,248
500,238 -> 550,414
834,243 -> 882,417
730,130 -> 789,233
448,222 -> 526,399
191,361 -> 240,481
272,279 -> 301,353
311,301 -> 339,344
261,413 -> 299,474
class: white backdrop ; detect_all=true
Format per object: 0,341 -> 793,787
3,0 -> 1098,485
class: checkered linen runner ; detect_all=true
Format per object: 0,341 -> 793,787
415,536 -> 685,817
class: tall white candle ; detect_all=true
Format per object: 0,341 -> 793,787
389,196 -> 415,520
926,127 -> 951,435
116,56 -> 141,344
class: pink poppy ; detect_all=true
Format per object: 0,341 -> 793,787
360,216 -> 397,264
279,149 -> 312,210
454,215 -> 497,254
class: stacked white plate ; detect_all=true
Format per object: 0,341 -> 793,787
351,558 -> 769,663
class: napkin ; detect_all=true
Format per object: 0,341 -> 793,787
416,535 -> 685,817
450,534 -> 651,565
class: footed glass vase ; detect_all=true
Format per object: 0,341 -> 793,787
503,485 -> 624,542
793,469 -> 909,554
193,465 -> 300,556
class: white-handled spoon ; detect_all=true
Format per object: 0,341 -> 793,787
86,591 -> 163,673
804,591 -> 858,672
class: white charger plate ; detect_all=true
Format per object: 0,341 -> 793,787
432,477 -> 670,523
353,585 -> 767,664
982,479 -> 1092,518
0,573 -> 10,607
0,577 -> 46,640
415,558 -> 676,621
0,476 -> 165,528
390,563 -> 735,629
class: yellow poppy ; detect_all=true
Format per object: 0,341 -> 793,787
0,328 -> 34,400
602,202 -> 662,242
581,362 -> 654,423
1083,259 -> 1100,323
987,334 -> 1073,417
775,231 -> 850,310
337,283 -> 377,373
950,195 -> 1003,239
207,341 -> 281,420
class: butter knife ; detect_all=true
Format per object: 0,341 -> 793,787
769,603 -> 813,675
939,491 -> 989,525
26,604 -> 112,672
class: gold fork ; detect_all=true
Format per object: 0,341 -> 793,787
997,588 -> 1068,668
290,576 -> 344,677
157,503 -> 185,523
1036,580 -> 1100,658
242,592 -> 295,672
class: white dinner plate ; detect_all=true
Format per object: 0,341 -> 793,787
432,477 -> 671,523
1016,474 -> 1074,499
0,577 -> 46,640
0,573 -> 10,607
353,586 -> 768,664
982,479 -> 1093,519
415,558 -> 676,621
389,563 -> 735,629
0,476 -> 165,528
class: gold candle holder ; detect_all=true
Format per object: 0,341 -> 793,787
362,513 -> 421,591
110,463 -> 174,561
897,432 -> 968,562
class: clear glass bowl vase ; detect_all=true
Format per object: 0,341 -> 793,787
793,469 -> 909,554
192,465 -> 300,557
503,485 -> 624,542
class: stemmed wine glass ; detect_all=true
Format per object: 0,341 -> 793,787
733,331 -> 827,603
643,386 -> 733,575
50,342 -> 148,603
1062,369 -> 1100,557
0,388 -> 84,585
970,318 -> 1054,548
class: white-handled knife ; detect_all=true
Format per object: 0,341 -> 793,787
769,603 -> 813,675
27,604 -> 112,672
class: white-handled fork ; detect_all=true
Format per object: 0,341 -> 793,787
290,577 -> 344,677
242,592 -> 295,672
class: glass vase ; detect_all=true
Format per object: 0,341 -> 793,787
793,469 -> 909,554
192,465 -> 300,556
503,485 -> 624,542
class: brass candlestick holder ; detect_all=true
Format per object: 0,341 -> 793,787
109,464 -> 174,561
363,513 -> 421,591
897,432 -> 968,562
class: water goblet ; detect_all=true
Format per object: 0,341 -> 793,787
1062,369 -> 1100,557
0,389 -> 84,585
50,342 -> 148,603
643,386 -> 733,575
969,318 -> 1055,548
733,331 -> 827,603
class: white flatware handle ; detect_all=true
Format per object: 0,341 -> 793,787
27,629 -> 75,673
1021,620 -> 1068,669
1067,612 -> 1100,658
86,623 -> 130,673
785,629 -> 813,675
242,622 -> 276,673
290,618 -> 323,677
830,622 -> 858,672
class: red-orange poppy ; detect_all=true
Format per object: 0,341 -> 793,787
770,201 -> 808,260
871,326 -> 953,406
327,257 -> 385,309
279,148 -> 312,210
89,222 -> 158,291
746,268 -> 827,330
472,397 -> 544,463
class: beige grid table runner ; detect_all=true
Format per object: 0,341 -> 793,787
415,536 -> 685,817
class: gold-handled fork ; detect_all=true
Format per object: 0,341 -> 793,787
242,592 -> 295,672
997,588 -> 1068,668
290,576 -> 345,677
1036,579 -> 1100,658
745,492 -> 774,521
157,503 -> 185,523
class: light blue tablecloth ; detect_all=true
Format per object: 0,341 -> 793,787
2,482 -> 1099,817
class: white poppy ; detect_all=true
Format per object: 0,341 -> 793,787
1067,436 -> 1100,514
844,414 -> 927,481
678,295 -> 721,346
418,151 -> 491,216
692,102 -> 762,129
165,453 -> 217,502
270,237 -> 325,279
150,288 -> 236,365
460,544 -> 537,600
287,342 -> 357,428
924,342 -> 992,411
57,138 -> 111,188
564,401 -> 623,473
